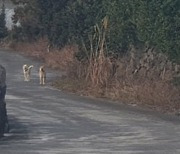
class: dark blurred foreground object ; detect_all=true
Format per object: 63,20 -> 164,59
0,65 -> 9,137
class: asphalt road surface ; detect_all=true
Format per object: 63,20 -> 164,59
0,49 -> 180,154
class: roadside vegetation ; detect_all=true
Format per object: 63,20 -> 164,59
0,0 -> 180,113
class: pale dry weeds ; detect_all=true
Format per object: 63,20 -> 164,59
6,38 -> 180,113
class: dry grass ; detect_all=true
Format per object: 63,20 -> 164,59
105,80 -> 180,112
44,45 -> 78,70
3,35 -> 180,114
102,47 -> 180,113
65,43 -> 180,113
10,38 -> 48,59
8,38 -> 78,71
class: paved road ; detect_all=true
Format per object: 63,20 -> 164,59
0,49 -> 180,154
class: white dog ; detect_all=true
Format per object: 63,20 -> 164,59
23,64 -> 33,81
39,65 -> 46,85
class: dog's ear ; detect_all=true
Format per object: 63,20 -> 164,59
23,64 -> 27,69
39,65 -> 44,69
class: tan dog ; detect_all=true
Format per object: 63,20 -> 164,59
23,64 -> 33,81
39,65 -> 46,85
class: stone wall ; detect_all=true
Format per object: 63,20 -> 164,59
0,65 -> 8,137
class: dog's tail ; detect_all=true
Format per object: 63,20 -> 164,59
28,65 -> 34,70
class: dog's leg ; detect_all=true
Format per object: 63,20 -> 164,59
24,72 -> 28,81
39,74 -> 42,85
23,65 -> 28,81
39,66 -> 46,85
27,65 -> 33,81
27,73 -> 30,81
42,76 -> 45,85
40,77 -> 42,85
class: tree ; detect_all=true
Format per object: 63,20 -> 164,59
10,0 -> 104,47
102,0 -> 180,62
11,0 -> 42,41
0,2 -> 8,39
9,0 -> 180,62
